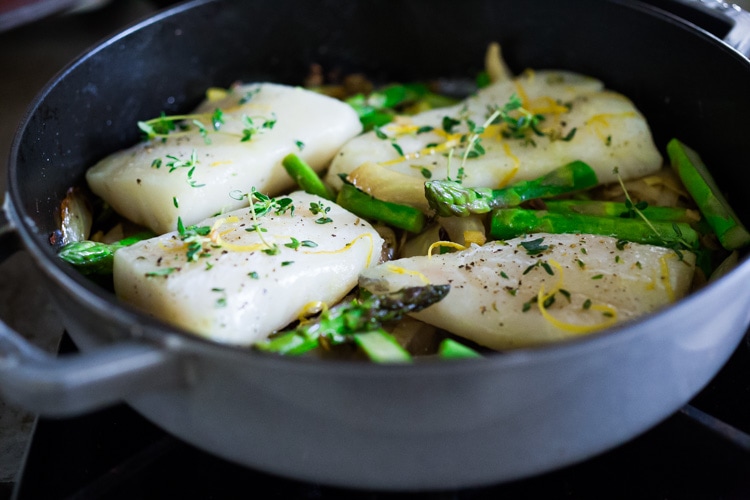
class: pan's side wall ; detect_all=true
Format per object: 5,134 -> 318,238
56,260 -> 750,489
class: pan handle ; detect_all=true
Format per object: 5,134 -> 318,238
672,0 -> 750,57
0,196 -> 185,417
0,323 -> 185,417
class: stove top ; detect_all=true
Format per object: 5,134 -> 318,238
11,332 -> 750,500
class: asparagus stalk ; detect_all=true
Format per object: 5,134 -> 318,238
336,180 -> 427,233
281,153 -> 335,201
57,232 -> 154,275
666,138 -> 750,250
353,329 -> 413,363
346,83 -> 458,130
425,160 -> 599,217
346,83 -> 427,129
438,338 -> 482,359
543,199 -> 700,223
366,83 -> 430,109
254,285 -> 450,356
490,208 -> 699,249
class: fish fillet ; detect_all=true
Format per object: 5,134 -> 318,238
326,70 -> 662,194
87,83 -> 362,234
114,191 -> 384,345
359,233 -> 695,350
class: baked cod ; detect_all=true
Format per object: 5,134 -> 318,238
326,70 -> 662,197
114,191 -> 384,345
359,233 -> 695,350
87,83 -> 362,234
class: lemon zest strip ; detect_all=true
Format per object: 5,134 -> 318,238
527,96 -> 570,115
304,232 -> 376,266
428,240 -> 467,257
537,284 -> 618,335
658,253 -> 677,302
385,264 -> 431,285
536,259 -> 618,335
496,142 -> 520,187
584,112 -> 637,141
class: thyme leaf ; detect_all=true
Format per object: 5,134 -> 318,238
520,237 -> 549,255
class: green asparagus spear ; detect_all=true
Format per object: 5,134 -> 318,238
666,138 -> 750,250
336,180 -> 427,233
346,84 -> 427,129
281,153 -> 335,200
365,83 -> 430,109
438,338 -> 482,359
425,160 -> 599,217
490,208 -> 699,249
353,329 -> 413,363
542,199 -> 700,224
254,285 -> 450,356
57,231 -> 154,275
346,83 -> 458,130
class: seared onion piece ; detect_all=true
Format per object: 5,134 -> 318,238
347,161 -> 431,212
438,215 -> 487,247
484,41 -> 512,84
59,187 -> 93,244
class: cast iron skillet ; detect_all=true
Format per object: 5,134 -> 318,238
2,0 -> 750,491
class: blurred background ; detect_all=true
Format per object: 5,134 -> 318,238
1,0 -> 749,497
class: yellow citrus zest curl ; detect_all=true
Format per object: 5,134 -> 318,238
304,232 -> 376,266
209,216 -> 271,253
427,240 -> 467,258
536,259 -> 618,335
385,264 -> 431,285
658,253 -> 677,302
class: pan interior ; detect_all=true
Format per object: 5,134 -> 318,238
7,0 -> 750,347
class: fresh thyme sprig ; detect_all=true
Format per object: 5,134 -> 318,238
309,201 -> 333,224
442,93 -> 574,183
251,187 -> 294,217
138,107 -> 276,144
613,167 -> 691,256
177,216 -> 214,262
138,109 -> 225,144
459,107 -> 503,169
490,93 -> 545,140
240,113 -> 277,142
488,93 -> 576,144
246,187 -> 296,255
153,149 -> 205,188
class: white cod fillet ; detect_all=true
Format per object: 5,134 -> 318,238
114,191 -> 384,345
359,233 -> 695,350
326,70 -> 662,193
87,83 -> 362,234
